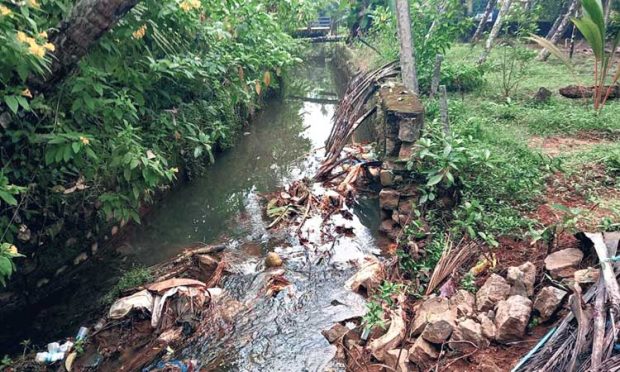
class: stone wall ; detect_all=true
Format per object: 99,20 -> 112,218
375,84 -> 425,241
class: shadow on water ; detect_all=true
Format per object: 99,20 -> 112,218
1,49 -> 384,369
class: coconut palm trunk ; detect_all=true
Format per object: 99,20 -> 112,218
478,0 -> 512,64
29,0 -> 141,92
471,0 -> 497,44
537,0 -> 579,61
395,0 -> 420,94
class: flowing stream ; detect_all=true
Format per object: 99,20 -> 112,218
3,49 -> 385,370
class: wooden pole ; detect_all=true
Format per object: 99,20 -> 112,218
430,54 -> 444,98
439,85 -> 450,136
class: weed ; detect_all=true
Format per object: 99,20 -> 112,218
0,356 -> 12,371
362,300 -> 386,331
460,272 -> 477,293
102,266 -> 153,304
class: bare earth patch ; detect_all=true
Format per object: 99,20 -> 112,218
528,133 -> 609,157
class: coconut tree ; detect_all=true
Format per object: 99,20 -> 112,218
395,0 -> 420,94
29,0 -> 141,92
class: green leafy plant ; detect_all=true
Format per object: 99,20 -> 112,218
460,271 -> 477,293
0,355 -> 12,371
529,0 -> 620,111
0,243 -> 24,286
495,41 -> 536,98
0,0 -> 324,284
362,300 -> 386,331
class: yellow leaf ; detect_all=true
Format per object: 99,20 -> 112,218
237,66 -> 244,81
263,71 -> 271,87
255,81 -> 262,95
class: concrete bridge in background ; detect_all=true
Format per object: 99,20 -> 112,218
294,16 -> 344,42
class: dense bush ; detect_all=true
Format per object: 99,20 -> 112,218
0,0 -> 322,283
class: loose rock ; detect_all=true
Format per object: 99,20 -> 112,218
544,248 -> 583,278
495,295 -> 533,342
379,189 -> 400,210
380,170 -> 395,186
533,286 -> 567,321
450,289 -> 476,318
412,297 -> 451,335
476,274 -> 511,312
322,324 -> 349,344
345,257 -> 383,294
449,318 -> 488,353
574,267 -> 600,284
420,307 -> 456,344
507,267 -> 528,297
479,313 -> 497,340
408,337 -> 439,369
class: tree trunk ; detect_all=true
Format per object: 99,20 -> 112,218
537,0 -> 579,61
425,1 -> 447,42
471,0 -> 497,45
478,0 -> 512,65
545,0 -> 568,39
395,0 -> 419,94
29,0 -> 141,92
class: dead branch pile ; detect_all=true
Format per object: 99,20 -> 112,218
315,61 -> 399,181
516,232 -> 620,372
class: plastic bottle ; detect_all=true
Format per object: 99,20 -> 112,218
76,326 -> 89,341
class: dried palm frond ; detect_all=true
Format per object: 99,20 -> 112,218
316,61 -> 399,180
425,237 -> 478,296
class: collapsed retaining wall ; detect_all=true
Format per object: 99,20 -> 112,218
374,84 -> 425,241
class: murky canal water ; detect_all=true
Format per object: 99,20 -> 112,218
3,49 -> 384,370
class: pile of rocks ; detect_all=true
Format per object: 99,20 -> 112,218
387,257 -> 582,370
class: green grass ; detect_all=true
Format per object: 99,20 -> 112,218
102,266 -> 153,304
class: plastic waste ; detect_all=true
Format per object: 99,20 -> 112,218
35,352 -> 65,364
143,359 -> 200,372
76,326 -> 89,341
109,289 -> 154,319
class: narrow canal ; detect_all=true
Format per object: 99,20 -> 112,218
3,48 -> 385,371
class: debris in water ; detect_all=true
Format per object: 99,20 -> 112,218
265,251 -> 283,267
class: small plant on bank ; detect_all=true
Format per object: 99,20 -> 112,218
0,355 -> 12,371
102,266 -> 153,304
362,280 -> 405,332
362,300 -> 386,331
460,272 -> 477,293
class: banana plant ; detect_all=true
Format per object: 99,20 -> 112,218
530,0 -> 620,112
